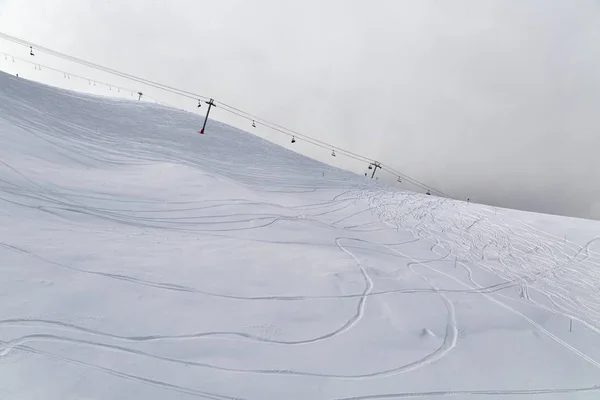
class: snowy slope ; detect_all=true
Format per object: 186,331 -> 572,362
1,71 -> 600,399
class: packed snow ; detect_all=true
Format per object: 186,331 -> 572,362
1,71 -> 600,399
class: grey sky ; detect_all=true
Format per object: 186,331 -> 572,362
1,0 -> 599,220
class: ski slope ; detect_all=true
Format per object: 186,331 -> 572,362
1,71 -> 600,399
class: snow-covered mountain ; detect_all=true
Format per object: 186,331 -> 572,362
1,71 -> 600,399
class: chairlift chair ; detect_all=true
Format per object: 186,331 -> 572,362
291,136 -> 296,143
30,46 -> 34,56
252,120 -> 256,128
331,150 -> 336,157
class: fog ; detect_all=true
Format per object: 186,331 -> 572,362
1,0 -> 599,219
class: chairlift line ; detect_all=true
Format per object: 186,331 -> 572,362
1,33 -> 379,164
217,105 -> 440,191
0,32 -> 211,102
0,31 -> 452,199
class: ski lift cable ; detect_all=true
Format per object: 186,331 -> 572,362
0,52 -> 162,108
0,52 -> 140,98
2,53 -> 449,198
217,105 -> 373,162
380,165 -> 451,197
0,32 -> 452,198
379,165 -> 454,198
0,32 -> 373,163
0,32 -> 210,102
193,94 -> 451,197
218,107 -> 358,160
217,101 -> 373,163
217,108 -> 374,164
9,35 -> 203,100
380,166 -> 447,197
219,107 -> 347,154
0,31 -> 373,164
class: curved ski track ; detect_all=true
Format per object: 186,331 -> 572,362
2,78 -> 599,399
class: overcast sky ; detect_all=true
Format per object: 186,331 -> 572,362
1,0 -> 599,220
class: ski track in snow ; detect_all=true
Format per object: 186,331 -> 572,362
1,73 -> 600,399
0,237 -> 457,379
331,384 -> 600,399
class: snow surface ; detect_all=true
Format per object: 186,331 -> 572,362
1,71 -> 600,399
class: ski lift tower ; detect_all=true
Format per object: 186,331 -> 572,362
368,161 -> 381,179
